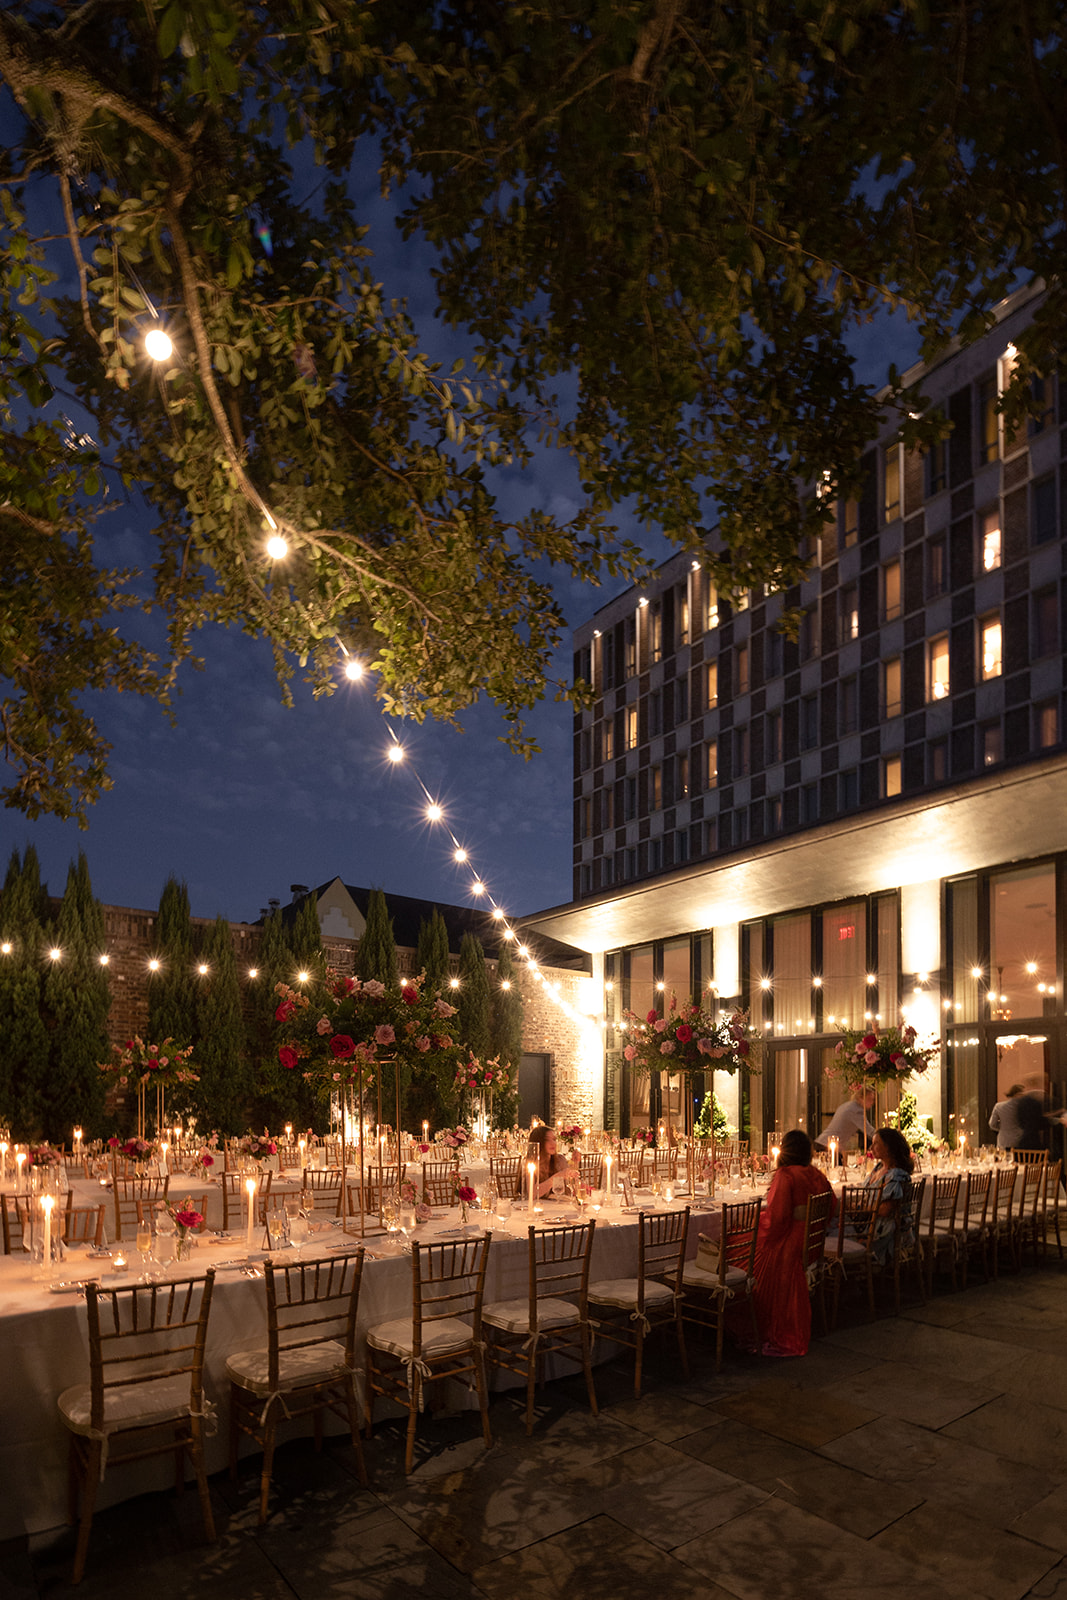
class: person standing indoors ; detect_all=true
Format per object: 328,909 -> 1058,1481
815,1084 -> 876,1160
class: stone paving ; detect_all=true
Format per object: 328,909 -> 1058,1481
5,1243 -> 1067,1600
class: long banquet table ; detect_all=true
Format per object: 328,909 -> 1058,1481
0,1194 -> 720,1541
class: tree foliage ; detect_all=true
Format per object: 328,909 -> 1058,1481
43,852 -> 110,1139
193,913 -> 248,1132
488,939 -> 523,1129
416,908 -> 451,991
0,846 -> 52,1134
1,1 -> 1063,818
456,931 -> 491,1064
147,876 -> 197,1052
355,889 -> 398,987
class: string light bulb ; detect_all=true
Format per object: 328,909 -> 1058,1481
266,534 -> 288,560
344,660 -> 364,681
426,803 -> 443,822
145,326 -> 173,361
387,745 -> 404,763
453,847 -> 468,863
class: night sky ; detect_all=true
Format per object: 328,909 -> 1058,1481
4,143 -> 921,931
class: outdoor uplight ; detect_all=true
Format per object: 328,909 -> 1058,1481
145,326 -> 173,361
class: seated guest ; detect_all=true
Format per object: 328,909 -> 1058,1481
752,1129 -> 836,1357
815,1083 -> 876,1159
517,1126 -> 579,1200
862,1126 -> 915,1265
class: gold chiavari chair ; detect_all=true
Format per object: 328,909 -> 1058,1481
682,1199 -> 762,1367
588,1206 -> 691,1398
64,1204 -> 107,1249
921,1173 -> 963,1293
823,1182 -> 884,1325
112,1175 -> 169,1242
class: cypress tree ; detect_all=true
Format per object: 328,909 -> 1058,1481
148,878 -> 198,1046
194,915 -> 248,1133
488,940 -> 523,1129
0,847 -> 52,1136
248,910 -> 323,1133
456,932 -> 491,1061
356,889 -> 398,985
43,853 -> 110,1140
416,907 -> 451,991
289,893 -> 324,966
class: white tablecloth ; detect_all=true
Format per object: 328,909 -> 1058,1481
0,1197 -> 715,1539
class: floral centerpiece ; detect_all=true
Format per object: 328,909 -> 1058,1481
400,1178 -> 433,1222
456,1179 -> 478,1224
829,1023 -> 938,1088
274,972 -> 462,1089
193,1148 -> 216,1171
164,1197 -> 204,1260
99,1036 -> 198,1091
630,1126 -> 656,1146
28,1143 -> 62,1167
109,1134 -> 159,1163
621,998 -> 755,1077
239,1134 -> 277,1162
439,1125 -> 470,1150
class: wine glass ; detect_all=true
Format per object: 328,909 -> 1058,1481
495,1195 -> 512,1233
288,1210 -> 310,1258
267,1211 -> 287,1253
135,1221 -> 153,1276
589,1189 -> 604,1220
550,1172 -> 566,1201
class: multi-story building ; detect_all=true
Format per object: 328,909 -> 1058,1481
523,282 -> 1067,1156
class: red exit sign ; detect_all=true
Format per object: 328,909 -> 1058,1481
838,924 -> 855,941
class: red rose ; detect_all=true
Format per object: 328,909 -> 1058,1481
402,987 -> 418,1005
861,1033 -> 878,1050
278,1046 -> 299,1070
330,1034 -> 355,1059
676,1024 -> 693,1043
275,1000 -> 295,1022
646,1009 -> 659,1024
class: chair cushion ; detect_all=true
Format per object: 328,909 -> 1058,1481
587,1278 -> 673,1310
225,1340 -> 349,1395
482,1297 -> 580,1334
824,1236 -> 869,1261
682,1261 -> 750,1291
58,1376 -> 191,1435
365,1316 -> 474,1359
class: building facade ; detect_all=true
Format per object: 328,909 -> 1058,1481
523,283 -> 1067,1155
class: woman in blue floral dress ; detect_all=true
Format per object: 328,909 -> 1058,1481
864,1126 -> 916,1264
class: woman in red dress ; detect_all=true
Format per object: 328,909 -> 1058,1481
752,1129 -> 836,1357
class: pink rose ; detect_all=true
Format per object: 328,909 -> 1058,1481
316,1016 -> 331,1036
660,1040 -> 675,1055
865,1050 -> 878,1066
363,980 -> 386,997
375,1024 -> 396,1046
330,1034 -> 355,1059
416,1035 -> 431,1051
654,1017 -> 668,1033
623,1045 -> 637,1061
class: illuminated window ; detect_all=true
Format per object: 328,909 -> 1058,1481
706,582 -> 719,631
883,754 -> 902,798
705,740 -> 718,789
705,661 -> 718,710
884,657 -> 902,718
1036,700 -> 1059,749
677,589 -> 690,646
928,634 -> 949,701
980,614 -> 1002,680
882,560 -> 901,621
624,617 -> 637,676
884,443 -> 902,521
600,718 -> 614,763
842,498 -> 859,548
650,603 -> 663,663
839,584 -> 859,644
650,766 -> 663,810
980,508 -> 1001,572
978,374 -> 999,464
625,704 -> 638,750
736,644 -> 749,696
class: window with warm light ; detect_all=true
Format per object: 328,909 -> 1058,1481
705,661 -> 718,709
838,583 -> 859,645
980,614 -> 1002,679
882,559 -> 901,621
735,643 -> 749,696
625,704 -> 638,750
883,443 -> 902,520
1036,700 -> 1059,749
649,603 -> 663,663
928,633 -> 949,701
677,589 -> 689,646
883,656 -> 902,718
705,581 -> 719,630
978,374 -> 999,464
980,508 -> 1001,571
624,616 -> 637,677
842,498 -> 859,548
883,754 -> 902,798
650,765 -> 663,809
600,717 -> 614,763
705,739 -> 718,790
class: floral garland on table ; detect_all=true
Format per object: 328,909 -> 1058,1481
621,998 -> 755,1077
238,1134 -> 277,1162
99,1035 -> 198,1091
28,1143 -> 62,1167
108,1135 -> 159,1162
274,972 -> 462,1087
829,1024 -> 938,1089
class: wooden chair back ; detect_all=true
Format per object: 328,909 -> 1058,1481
64,1204 -> 107,1248
81,1270 -> 215,1436
639,1205 -> 691,1302
962,1169 -> 993,1231
579,1153 -> 604,1188
112,1176 -> 169,1241
522,1220 -> 596,1328
923,1173 -> 962,1237
421,1172 -> 457,1207
411,1235 -> 492,1354
299,1167 -> 341,1215
1,1193 -> 30,1253
1009,1148 -> 1048,1165
489,1155 -> 521,1192
801,1188 -> 836,1273
717,1198 -> 762,1283
262,1252 -> 365,1387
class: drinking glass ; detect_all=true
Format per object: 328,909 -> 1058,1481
551,1172 -> 566,1201
287,1209 -> 308,1260
267,1211 -> 287,1252
135,1223 -> 152,1275
495,1195 -> 513,1233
